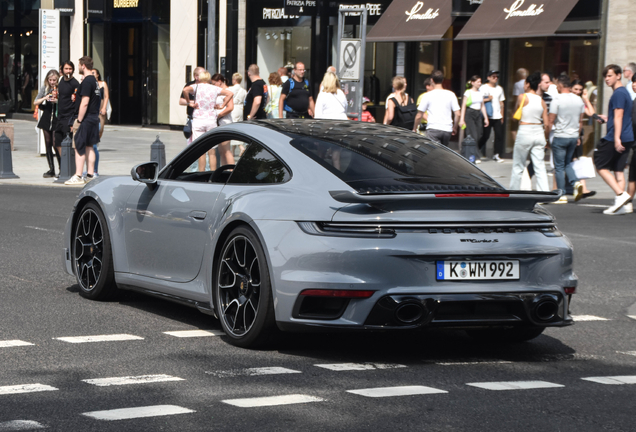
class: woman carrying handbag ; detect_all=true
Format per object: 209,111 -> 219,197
34,69 -> 61,178
509,71 -> 550,191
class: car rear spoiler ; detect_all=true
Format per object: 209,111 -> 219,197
329,190 -> 563,211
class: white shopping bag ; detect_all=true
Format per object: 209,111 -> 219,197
570,157 -> 596,179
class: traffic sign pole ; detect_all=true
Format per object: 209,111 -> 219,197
337,7 -> 367,121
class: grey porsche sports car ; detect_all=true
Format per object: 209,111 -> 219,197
62,120 -> 577,348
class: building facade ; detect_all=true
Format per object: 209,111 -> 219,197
0,0 -> 633,148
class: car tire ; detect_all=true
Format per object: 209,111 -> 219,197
214,226 -> 277,348
465,326 -> 545,343
72,202 -> 118,300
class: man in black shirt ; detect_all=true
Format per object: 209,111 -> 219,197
55,61 -> 80,172
65,56 -> 101,185
244,64 -> 268,120
279,62 -> 315,119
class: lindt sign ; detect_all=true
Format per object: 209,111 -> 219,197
405,1 -> 440,21
504,0 -> 545,20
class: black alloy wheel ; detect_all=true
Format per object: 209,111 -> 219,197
73,202 -> 117,300
215,226 -> 276,348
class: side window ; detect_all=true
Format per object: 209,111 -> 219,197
227,142 -> 291,184
165,136 -> 249,182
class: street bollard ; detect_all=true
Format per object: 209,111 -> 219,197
0,131 -> 18,179
54,134 -> 75,183
150,135 -> 166,170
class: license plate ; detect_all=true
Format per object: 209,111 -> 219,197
436,260 -> 519,280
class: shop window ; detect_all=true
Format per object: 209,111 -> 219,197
257,26 -> 311,83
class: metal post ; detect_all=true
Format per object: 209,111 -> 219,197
0,131 -> 18,179
150,135 -> 166,171
54,134 -> 75,183
337,7 -> 367,121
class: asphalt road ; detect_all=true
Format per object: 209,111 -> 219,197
1,185 -> 635,431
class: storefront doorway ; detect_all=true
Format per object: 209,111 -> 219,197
110,23 -> 143,125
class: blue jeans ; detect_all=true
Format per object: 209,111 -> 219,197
551,137 -> 578,192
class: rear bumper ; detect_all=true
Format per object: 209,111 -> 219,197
280,291 -> 572,332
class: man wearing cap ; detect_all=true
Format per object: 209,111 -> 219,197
479,70 -> 506,162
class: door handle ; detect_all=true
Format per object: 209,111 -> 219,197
189,211 -> 207,220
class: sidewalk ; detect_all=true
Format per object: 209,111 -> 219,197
0,119 -> 615,200
0,120 -> 187,187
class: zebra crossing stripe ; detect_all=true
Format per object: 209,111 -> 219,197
55,334 -> 144,343
82,405 -> 195,421
82,374 -> 185,387
314,363 -> 406,371
467,381 -> 564,391
0,420 -> 46,430
206,367 -> 301,378
0,340 -> 34,348
222,394 -> 324,408
571,315 -> 610,321
163,330 -> 222,337
347,385 -> 447,398
582,376 -> 636,385
0,384 -> 58,396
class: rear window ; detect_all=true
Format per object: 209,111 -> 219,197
288,127 -> 503,193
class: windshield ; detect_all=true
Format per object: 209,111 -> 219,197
269,120 -> 503,194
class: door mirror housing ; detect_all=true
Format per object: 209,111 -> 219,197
131,162 -> 159,185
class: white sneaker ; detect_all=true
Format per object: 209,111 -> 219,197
573,182 -> 583,202
624,202 -> 633,214
64,175 -> 85,185
603,192 -> 631,214
553,196 -> 568,204
493,154 -> 505,163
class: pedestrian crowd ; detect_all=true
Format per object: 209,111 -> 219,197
34,56 -> 105,185
36,54 -> 636,211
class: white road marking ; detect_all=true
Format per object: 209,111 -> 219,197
0,340 -> 34,348
314,363 -> 406,371
628,315 -> 636,321
0,384 -> 58,396
347,385 -> 447,398
163,330 -> 221,338
617,351 -> 636,357
222,394 -> 324,408
25,226 -> 64,234
82,374 -> 185,387
437,361 -> 512,366
467,381 -> 564,391
571,315 -> 610,321
582,376 -> 636,385
0,420 -> 46,430
55,334 -> 144,343
206,367 -> 301,378
578,204 -> 609,208
82,405 -> 195,421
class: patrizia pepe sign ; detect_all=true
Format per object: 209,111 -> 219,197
503,0 -> 545,19
405,1 -> 440,21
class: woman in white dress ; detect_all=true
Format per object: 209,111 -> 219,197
229,72 -> 247,123
211,73 -> 235,167
314,72 -> 348,120
182,71 -> 233,171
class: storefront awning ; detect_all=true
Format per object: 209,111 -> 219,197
455,0 -> 580,40
366,0 -> 453,42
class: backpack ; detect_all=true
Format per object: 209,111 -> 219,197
390,96 -> 417,130
283,79 -> 310,113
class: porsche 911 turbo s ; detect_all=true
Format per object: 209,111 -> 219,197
62,120 -> 577,348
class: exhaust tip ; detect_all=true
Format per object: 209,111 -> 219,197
532,296 -> 559,322
395,302 -> 427,324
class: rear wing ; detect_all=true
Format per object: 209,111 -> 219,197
329,190 -> 563,211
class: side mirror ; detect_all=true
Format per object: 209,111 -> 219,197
131,162 -> 159,185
